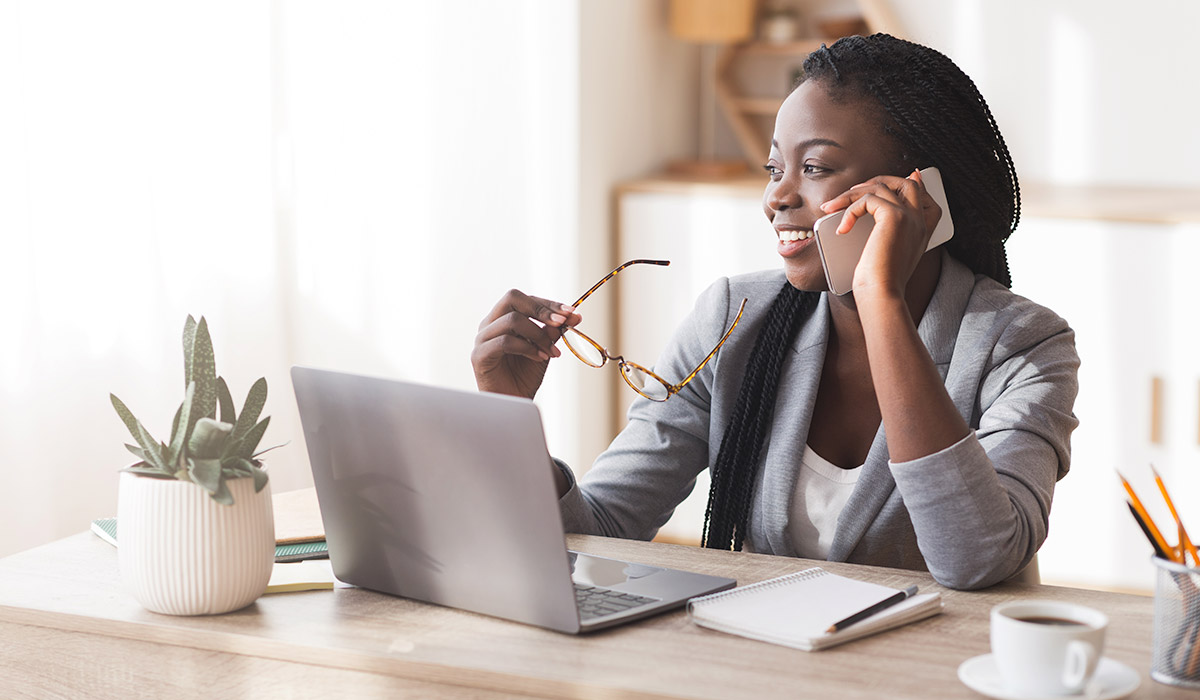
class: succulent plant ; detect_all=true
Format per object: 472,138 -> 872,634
110,315 -> 277,505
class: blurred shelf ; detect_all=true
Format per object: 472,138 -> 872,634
1021,182 -> 1200,225
733,96 -> 785,115
736,39 -> 829,57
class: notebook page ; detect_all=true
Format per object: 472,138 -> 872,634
692,569 -> 896,638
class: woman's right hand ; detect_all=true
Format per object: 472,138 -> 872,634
472,289 -> 582,400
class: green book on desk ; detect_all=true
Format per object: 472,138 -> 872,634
90,517 -> 329,563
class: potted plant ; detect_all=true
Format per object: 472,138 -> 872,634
111,315 -> 278,615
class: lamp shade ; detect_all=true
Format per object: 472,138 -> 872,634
669,0 -> 756,43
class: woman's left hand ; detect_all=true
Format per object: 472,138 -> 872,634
818,169 -> 942,298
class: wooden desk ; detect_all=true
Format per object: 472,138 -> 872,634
0,532 -> 1177,699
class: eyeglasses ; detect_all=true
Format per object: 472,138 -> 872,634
561,259 -> 747,402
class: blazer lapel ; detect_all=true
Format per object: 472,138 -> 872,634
753,295 -> 829,557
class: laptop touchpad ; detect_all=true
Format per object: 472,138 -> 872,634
570,552 -> 663,587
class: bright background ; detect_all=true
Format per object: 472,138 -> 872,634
3,1 -> 1199,594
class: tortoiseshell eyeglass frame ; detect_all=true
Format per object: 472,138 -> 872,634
562,259 -> 748,402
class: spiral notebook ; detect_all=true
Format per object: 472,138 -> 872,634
687,568 -> 942,651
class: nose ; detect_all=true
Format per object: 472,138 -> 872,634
765,177 -> 801,212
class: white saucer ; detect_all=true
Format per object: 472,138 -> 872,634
957,654 -> 1141,700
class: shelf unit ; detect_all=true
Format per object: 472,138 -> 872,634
714,0 -> 903,168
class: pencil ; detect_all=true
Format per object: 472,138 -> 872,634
825,585 -> 918,633
1118,470 -> 1178,563
1127,502 -> 1170,560
1151,464 -> 1200,566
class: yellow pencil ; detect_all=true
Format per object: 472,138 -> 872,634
1152,464 -> 1200,566
1119,470 -> 1178,563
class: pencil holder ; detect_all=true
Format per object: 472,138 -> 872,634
1152,556 -> 1200,688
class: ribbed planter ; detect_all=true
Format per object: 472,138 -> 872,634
117,471 -> 275,615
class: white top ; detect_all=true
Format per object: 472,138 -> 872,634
787,444 -> 863,559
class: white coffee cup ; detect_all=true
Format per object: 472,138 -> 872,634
991,600 -> 1108,696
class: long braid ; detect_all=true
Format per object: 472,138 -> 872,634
701,34 -> 1021,551
702,283 -> 818,550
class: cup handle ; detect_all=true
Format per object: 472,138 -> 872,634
1063,640 -> 1097,691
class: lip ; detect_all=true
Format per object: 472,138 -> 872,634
774,225 -> 817,258
777,236 -> 816,258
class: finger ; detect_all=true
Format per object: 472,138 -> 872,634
836,188 -> 904,234
819,175 -> 913,214
901,170 -> 942,233
894,171 -> 928,209
479,289 -> 581,330
472,334 -> 550,369
476,310 -> 564,359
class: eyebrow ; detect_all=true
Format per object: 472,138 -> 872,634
770,137 -> 846,153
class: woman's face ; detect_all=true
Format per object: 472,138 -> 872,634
763,80 -> 905,291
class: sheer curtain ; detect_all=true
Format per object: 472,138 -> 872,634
0,0 -> 582,558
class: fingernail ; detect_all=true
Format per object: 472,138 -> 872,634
820,201 -> 832,212
538,351 -> 550,361
551,346 -> 561,357
560,304 -> 576,312
549,313 -> 566,325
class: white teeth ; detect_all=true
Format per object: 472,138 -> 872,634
778,230 -> 813,242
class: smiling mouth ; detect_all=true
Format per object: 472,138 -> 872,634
777,229 -> 814,242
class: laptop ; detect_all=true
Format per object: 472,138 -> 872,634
290,366 -> 736,634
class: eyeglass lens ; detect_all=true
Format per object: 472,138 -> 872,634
562,329 -> 605,368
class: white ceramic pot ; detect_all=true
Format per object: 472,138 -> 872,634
117,471 -> 275,615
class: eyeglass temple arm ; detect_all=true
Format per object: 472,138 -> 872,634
668,298 -> 748,394
571,259 -> 670,308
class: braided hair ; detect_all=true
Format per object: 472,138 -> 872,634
701,34 -> 1020,551
803,34 -> 1020,287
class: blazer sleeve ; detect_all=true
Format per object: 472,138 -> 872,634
889,297 -> 1080,590
556,279 -> 736,540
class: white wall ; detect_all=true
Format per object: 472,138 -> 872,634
574,1 -> 696,452
0,0 -> 694,560
870,1 -> 1200,188
710,1 -> 1200,189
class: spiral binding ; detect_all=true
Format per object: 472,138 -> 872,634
688,568 -> 827,610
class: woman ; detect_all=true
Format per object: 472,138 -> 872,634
471,34 -> 1079,590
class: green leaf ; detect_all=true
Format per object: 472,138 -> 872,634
222,457 -> 255,477
212,477 -> 234,506
169,403 -> 183,448
166,382 -> 195,468
226,416 -> 270,459
231,377 -> 267,443
134,422 -> 168,473
188,417 -> 232,460
182,315 -> 198,388
124,443 -> 146,460
110,394 -> 143,444
122,463 -> 175,479
190,317 -> 218,423
217,376 -> 236,425
111,394 -> 171,473
188,458 -> 223,495
249,463 -> 269,492
252,442 -> 288,459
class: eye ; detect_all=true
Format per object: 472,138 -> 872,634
762,164 -> 783,181
802,163 -> 829,175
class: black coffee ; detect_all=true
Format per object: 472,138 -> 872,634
1016,616 -> 1088,627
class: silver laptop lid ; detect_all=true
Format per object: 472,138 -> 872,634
291,366 -> 582,632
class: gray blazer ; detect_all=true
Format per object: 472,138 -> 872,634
557,252 -> 1080,590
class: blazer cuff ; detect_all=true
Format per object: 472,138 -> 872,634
888,432 -> 977,469
553,458 -> 597,533
887,432 -> 1024,589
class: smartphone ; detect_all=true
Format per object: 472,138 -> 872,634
812,166 -> 954,296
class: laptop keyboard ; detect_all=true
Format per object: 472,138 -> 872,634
573,583 -> 659,621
